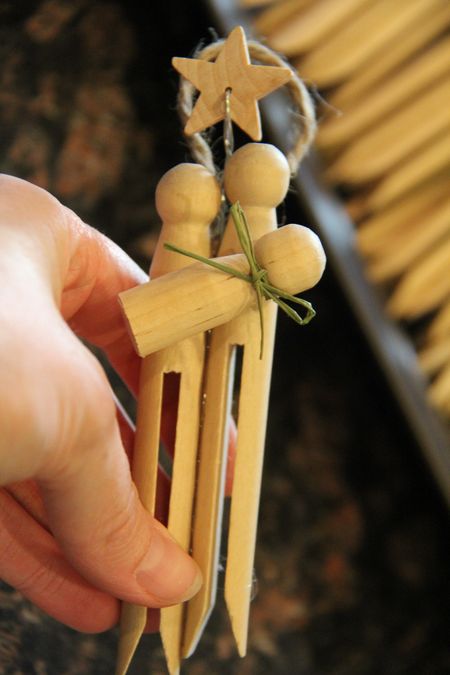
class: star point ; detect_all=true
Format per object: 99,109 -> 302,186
172,26 -> 292,140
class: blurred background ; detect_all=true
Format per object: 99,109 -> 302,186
0,1 -> 449,673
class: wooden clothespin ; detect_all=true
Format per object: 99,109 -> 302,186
183,142 -> 295,657
116,25 -> 321,675
116,164 -> 221,675
118,217 -> 324,672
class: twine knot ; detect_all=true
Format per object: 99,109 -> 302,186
164,202 -> 315,358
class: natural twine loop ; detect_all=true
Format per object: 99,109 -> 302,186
177,38 -> 317,176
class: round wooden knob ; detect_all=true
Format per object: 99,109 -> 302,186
155,163 -> 221,225
254,224 -> 326,294
224,143 -> 290,208
120,223 -> 326,357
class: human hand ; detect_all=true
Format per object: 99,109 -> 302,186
0,175 -> 203,632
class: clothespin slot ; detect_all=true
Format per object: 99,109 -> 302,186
223,87 -> 235,159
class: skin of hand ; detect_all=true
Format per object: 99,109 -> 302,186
0,174 -> 205,633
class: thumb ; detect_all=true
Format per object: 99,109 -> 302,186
0,173 -> 201,609
36,331 -> 202,608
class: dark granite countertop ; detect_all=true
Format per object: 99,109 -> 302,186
0,2 -> 449,674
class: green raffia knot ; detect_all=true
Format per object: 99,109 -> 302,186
164,202 -> 316,358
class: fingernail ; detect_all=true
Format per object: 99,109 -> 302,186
136,526 -> 202,604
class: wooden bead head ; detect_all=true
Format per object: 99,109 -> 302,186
224,143 -> 290,208
155,163 -> 221,225
254,223 -> 326,294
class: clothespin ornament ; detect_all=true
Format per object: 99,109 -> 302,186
116,25 -> 323,675
116,164 -> 221,675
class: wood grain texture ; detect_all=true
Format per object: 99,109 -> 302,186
172,26 -> 291,140
116,163 -> 221,675
119,224 -> 324,358
318,37 -> 450,149
297,0 -> 434,86
367,131 -> 450,211
328,0 -> 450,108
183,143 -> 291,658
326,75 -> 450,183
267,0 -> 370,56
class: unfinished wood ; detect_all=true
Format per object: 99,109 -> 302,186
419,338 -> 450,376
329,0 -> 450,109
356,178 -> 449,256
172,26 -> 291,140
116,163 -> 221,675
181,333 -> 234,658
326,75 -> 450,183
120,255 -> 252,357
428,362 -> 450,415
119,221 -> 324,357
154,166 -> 221,675
266,0 -> 370,57
222,145 -> 324,655
159,343 -> 206,675
223,300 -> 276,656
367,131 -> 450,211
318,36 -> 450,149
297,0 -> 435,87
183,143 -> 290,658
426,300 -> 450,342
367,199 -> 450,282
240,0 -> 279,7
254,0 -> 313,36
387,235 -> 450,319
115,356 -> 165,675
256,223 -> 325,293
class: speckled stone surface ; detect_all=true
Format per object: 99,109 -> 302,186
0,2 -> 449,674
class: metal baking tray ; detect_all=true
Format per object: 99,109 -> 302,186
204,0 -> 450,505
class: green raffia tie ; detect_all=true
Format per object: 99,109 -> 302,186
164,202 -> 316,358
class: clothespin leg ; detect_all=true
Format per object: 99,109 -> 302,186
225,302 -> 277,655
182,335 -> 236,657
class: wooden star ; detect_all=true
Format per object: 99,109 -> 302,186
172,26 -> 292,140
